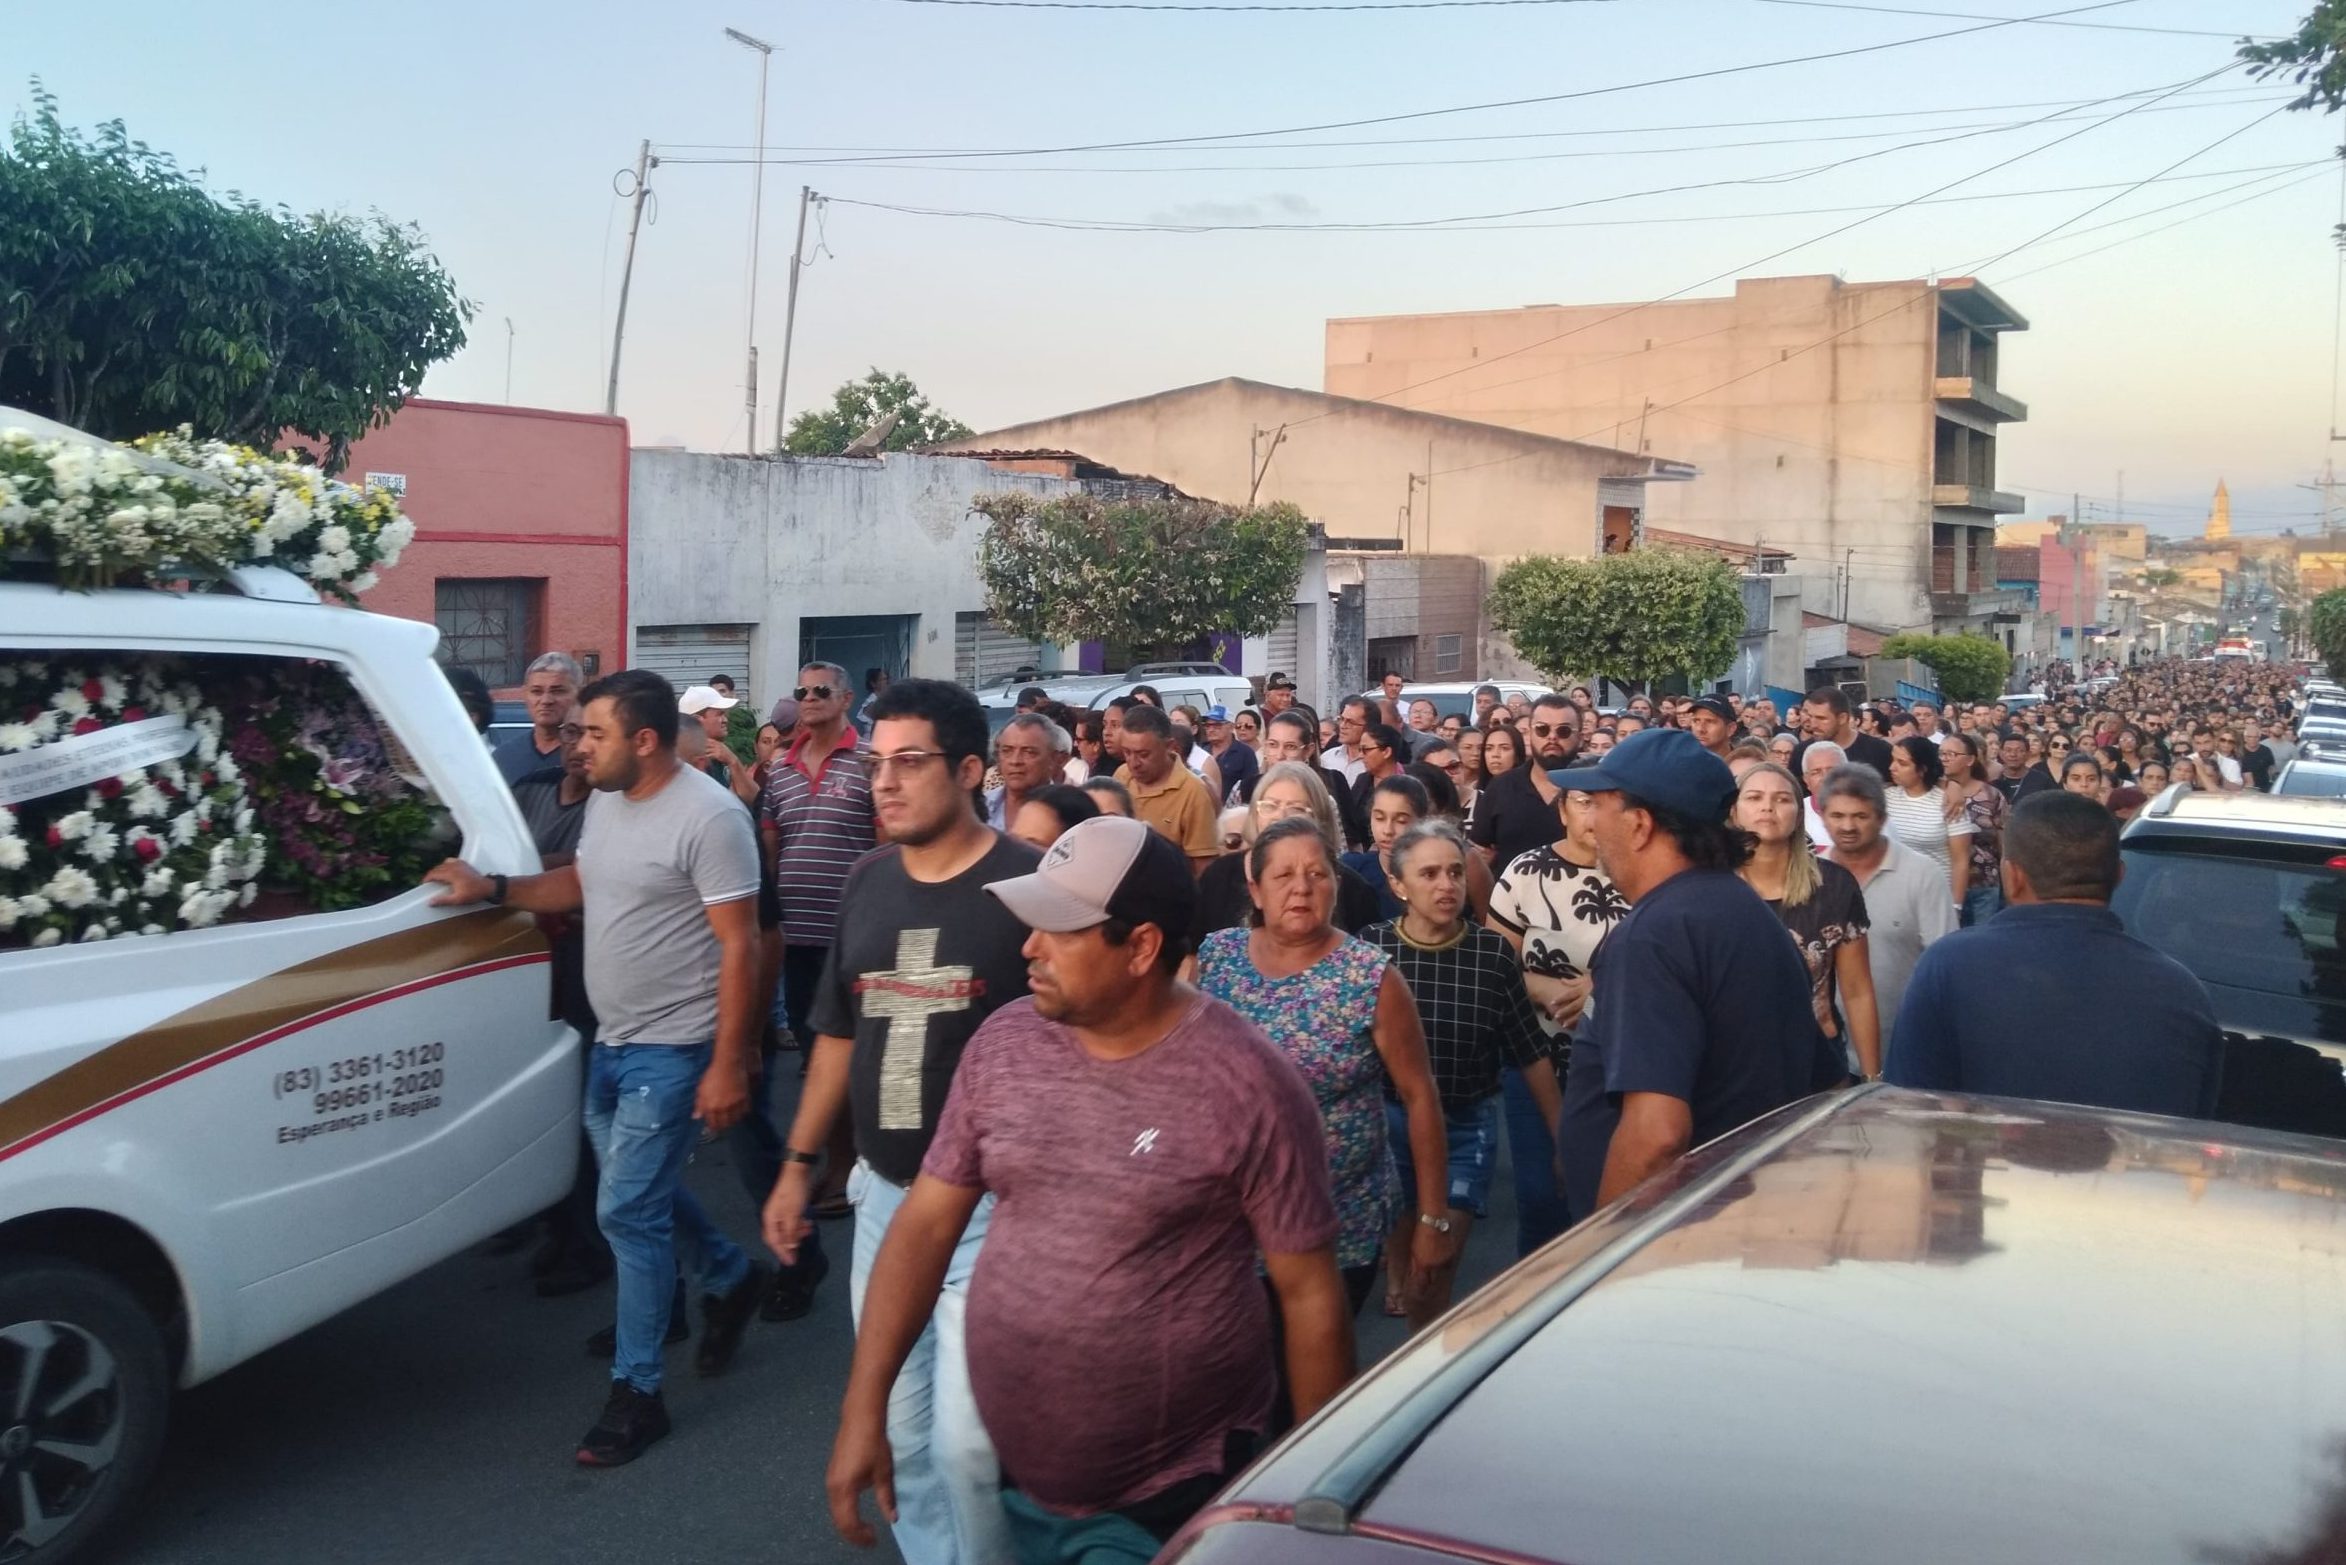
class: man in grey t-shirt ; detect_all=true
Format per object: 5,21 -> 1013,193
429,669 -> 770,1469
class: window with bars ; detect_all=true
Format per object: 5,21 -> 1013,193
435,578 -> 541,688
1435,634 -> 1464,674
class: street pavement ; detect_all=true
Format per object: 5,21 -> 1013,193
106,1065 -> 1525,1565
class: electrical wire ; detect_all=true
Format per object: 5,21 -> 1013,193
1996,162 -> 2329,284
654,96 -> 2284,176
1753,0 -> 2271,38
866,0 -> 1606,8
776,0 -> 2150,160
649,84 -> 2281,157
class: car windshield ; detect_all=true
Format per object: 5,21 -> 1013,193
2114,843 -> 2346,1005
2278,767 -> 2346,798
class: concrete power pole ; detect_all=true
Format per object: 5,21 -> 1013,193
726,28 -> 775,455
773,186 -> 813,452
605,140 -> 656,418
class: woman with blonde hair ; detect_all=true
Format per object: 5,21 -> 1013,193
1734,762 -> 1879,1081
1190,759 -> 1383,944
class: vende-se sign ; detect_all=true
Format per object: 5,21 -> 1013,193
364,472 -> 407,497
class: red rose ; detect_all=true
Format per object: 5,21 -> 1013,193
122,706 -> 147,723
133,837 -> 161,862
156,777 -> 178,797
45,825 -> 62,848
97,777 -> 123,799
81,679 -> 103,704
71,717 -> 102,736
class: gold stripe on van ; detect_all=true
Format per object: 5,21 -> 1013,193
0,909 -> 549,1159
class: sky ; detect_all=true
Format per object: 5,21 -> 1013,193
7,0 -> 2339,538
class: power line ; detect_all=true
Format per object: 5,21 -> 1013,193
1996,163 -> 2329,285
790,0 -> 2149,160
867,0 -> 1603,8
1754,0 -> 2271,38
815,160 -> 2319,235
650,83 -> 2280,157
655,96 -> 2284,176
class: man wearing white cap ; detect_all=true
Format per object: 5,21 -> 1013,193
679,683 -> 757,804
828,815 -> 1350,1565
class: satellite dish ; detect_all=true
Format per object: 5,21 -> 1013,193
841,408 -> 903,458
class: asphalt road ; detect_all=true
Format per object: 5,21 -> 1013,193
102,1068 -> 1524,1565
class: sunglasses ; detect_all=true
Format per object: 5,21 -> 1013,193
794,684 -> 837,700
1530,723 -> 1578,737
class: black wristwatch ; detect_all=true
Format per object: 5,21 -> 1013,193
781,1148 -> 821,1167
487,873 -> 509,907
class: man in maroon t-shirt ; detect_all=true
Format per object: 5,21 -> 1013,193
826,816 -> 1351,1563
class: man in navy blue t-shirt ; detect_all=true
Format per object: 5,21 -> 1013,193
1555,729 -> 1823,1221
1888,792 -> 2222,1118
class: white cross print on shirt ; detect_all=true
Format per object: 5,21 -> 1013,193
855,928 -> 977,1130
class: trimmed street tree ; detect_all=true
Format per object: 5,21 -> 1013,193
784,369 -> 973,455
1,86 -> 471,473
1487,549 -> 1745,692
2309,588 -> 2346,672
2243,2 -> 2346,112
974,492 -> 1310,656
1877,631 -> 2012,705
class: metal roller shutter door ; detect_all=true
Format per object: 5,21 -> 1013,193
955,613 -> 1047,687
1264,607 -> 1299,684
633,623 -> 752,693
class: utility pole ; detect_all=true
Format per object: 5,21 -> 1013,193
726,28 -> 775,455
503,317 -> 515,403
605,140 -> 656,418
773,186 -> 814,452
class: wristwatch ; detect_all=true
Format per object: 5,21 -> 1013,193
487,872 -> 509,906
1418,1211 -> 1455,1234
781,1148 -> 822,1167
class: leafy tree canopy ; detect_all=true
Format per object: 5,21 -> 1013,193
2241,2 -> 2346,112
1487,549 -> 1745,691
783,369 -> 973,455
2308,588 -> 2346,673
1877,631 -> 2013,706
974,492 -> 1310,653
0,84 -> 471,472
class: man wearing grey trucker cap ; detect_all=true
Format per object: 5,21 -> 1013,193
827,816 -> 1351,1565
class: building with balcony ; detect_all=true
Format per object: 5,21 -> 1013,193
1324,273 -> 2030,638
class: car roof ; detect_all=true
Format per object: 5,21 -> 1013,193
2125,786 -> 2346,847
1208,1088 -> 2346,1565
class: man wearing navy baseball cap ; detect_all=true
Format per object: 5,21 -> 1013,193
1550,727 -> 1825,1221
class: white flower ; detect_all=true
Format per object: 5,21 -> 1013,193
30,928 -> 60,949
53,811 -> 93,842
0,837 -> 25,872
126,784 -> 168,819
51,687 -> 89,719
169,811 -> 200,846
238,882 -> 258,907
214,754 -> 240,785
80,826 -> 119,862
141,866 -> 174,897
0,805 -> 14,837
350,571 -> 379,594
139,924 -> 166,937
306,552 -> 344,580
179,889 -> 220,928
0,724 -> 36,753
317,524 -> 352,554
0,896 -> 16,930
79,925 -> 109,943
43,865 -> 99,909
17,892 -> 50,918
98,673 -> 126,707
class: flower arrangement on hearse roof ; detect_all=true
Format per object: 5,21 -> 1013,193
0,423 -> 445,947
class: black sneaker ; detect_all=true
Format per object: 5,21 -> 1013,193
576,1382 -> 670,1468
759,1245 -> 830,1323
695,1263 -> 769,1377
585,1275 -> 689,1358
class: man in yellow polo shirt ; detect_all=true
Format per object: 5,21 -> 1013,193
1115,703 -> 1219,873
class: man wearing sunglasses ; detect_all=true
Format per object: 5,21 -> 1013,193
753,661 -> 876,1318
1470,694 -> 1582,871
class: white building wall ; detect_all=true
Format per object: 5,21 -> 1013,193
628,451 -> 1080,704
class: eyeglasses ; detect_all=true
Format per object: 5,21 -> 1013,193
794,684 -> 837,701
1530,723 -> 1577,737
868,750 -> 947,776
558,724 -> 586,740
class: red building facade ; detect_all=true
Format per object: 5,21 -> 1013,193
342,399 -> 628,695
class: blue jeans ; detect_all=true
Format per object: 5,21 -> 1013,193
1502,1066 -> 1572,1256
1386,1096 -> 1502,1219
582,1042 -> 751,1394
847,1160 -> 1007,1565
1962,881 -> 2003,929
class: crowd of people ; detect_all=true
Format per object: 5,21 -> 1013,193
419,648 -> 2279,1565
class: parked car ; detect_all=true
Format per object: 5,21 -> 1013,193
2276,755 -> 2346,798
976,664 -> 1255,734
2112,788 -> 2346,1139
1163,1086 -> 2346,1565
1,566 -> 578,1561
1356,681 -> 1551,718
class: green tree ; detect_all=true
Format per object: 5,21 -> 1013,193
1487,549 -> 1745,692
0,84 -> 471,472
2308,588 -> 2346,671
2241,2 -> 2346,112
783,369 -> 973,455
974,492 -> 1310,655
1877,631 -> 2013,705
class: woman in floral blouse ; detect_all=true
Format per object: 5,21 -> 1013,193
1197,817 -> 1455,1317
